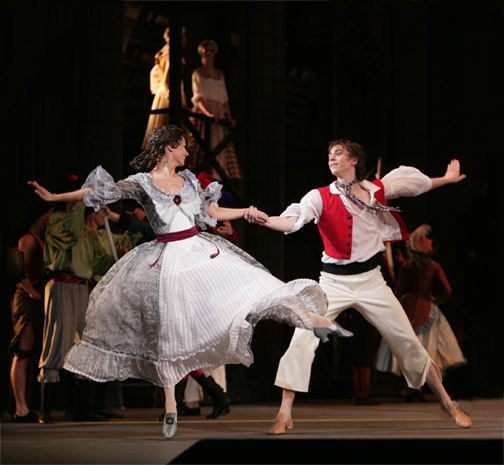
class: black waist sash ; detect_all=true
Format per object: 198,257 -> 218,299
322,252 -> 383,276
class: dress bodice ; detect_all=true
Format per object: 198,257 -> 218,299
191,68 -> 229,106
82,167 -> 221,235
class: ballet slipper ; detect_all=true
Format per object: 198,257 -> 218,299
268,413 -> 294,435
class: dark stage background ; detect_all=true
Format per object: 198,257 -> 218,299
1,1 -> 502,411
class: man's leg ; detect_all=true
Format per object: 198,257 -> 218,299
11,324 -> 35,419
268,388 -> 296,435
270,272 -> 353,434
269,328 -> 320,434
352,268 -> 471,428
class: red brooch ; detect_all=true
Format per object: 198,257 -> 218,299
174,195 -> 182,205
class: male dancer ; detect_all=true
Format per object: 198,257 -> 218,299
245,139 -> 472,431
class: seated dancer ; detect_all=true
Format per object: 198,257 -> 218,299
29,125 -> 352,439
245,139 -> 472,432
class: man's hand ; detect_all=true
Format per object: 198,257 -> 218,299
430,159 -> 467,189
98,206 -> 120,222
125,208 -> 147,221
244,206 -> 269,224
217,220 -> 234,236
443,159 -> 466,184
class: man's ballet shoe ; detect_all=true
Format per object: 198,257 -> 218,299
268,413 -> 294,435
444,402 -> 472,428
314,322 -> 353,343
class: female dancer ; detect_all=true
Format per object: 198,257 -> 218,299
186,39 -> 241,178
376,225 -> 466,400
29,125 -> 351,439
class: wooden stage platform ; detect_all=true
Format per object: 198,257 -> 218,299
2,398 -> 503,464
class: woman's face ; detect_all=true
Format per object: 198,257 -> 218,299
200,44 -> 217,62
166,137 -> 189,166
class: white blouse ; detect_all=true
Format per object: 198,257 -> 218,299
191,69 -> 229,106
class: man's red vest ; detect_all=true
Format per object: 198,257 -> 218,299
317,180 -> 408,260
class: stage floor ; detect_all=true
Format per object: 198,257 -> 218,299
2,398 -> 503,464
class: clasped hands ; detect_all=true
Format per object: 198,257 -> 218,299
244,206 -> 269,225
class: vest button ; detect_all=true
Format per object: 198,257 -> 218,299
346,243 -> 350,247
348,216 -> 352,220
346,251 -> 350,255
348,234 -> 352,237
348,225 -> 352,229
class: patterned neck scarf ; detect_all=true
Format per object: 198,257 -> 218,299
335,179 -> 401,213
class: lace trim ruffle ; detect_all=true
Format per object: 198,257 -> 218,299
195,181 -> 221,230
64,320 -> 254,389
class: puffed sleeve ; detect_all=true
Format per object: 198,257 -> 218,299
194,181 -> 222,230
280,189 -> 323,234
381,166 -> 433,200
82,166 -> 143,211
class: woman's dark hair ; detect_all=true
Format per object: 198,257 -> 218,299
130,125 -> 184,172
328,139 -> 367,181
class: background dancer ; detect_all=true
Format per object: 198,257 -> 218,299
375,224 -> 467,402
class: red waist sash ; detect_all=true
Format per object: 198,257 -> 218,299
156,227 -> 199,243
48,271 -> 87,285
150,227 -> 219,267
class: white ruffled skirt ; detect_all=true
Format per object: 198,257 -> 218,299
64,233 -> 327,387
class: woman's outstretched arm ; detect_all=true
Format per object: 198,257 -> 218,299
28,180 -> 92,203
207,202 -> 269,224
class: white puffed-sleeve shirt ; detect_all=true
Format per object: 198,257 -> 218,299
280,166 -> 432,264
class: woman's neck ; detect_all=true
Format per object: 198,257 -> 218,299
151,159 -> 178,178
201,60 -> 215,71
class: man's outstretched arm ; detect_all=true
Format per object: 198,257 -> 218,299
244,207 -> 297,232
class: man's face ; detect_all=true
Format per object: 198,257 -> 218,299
328,144 -> 357,178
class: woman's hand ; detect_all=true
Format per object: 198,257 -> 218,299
244,206 -> 269,224
28,181 -> 90,203
27,181 -> 55,202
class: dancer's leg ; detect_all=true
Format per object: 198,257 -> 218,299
278,388 -> 295,421
310,313 -> 353,340
426,362 -> 451,408
164,387 -> 176,413
310,313 -> 333,327
162,386 -> 178,439
426,361 -> 472,427
269,388 -> 295,435
11,324 -> 34,417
